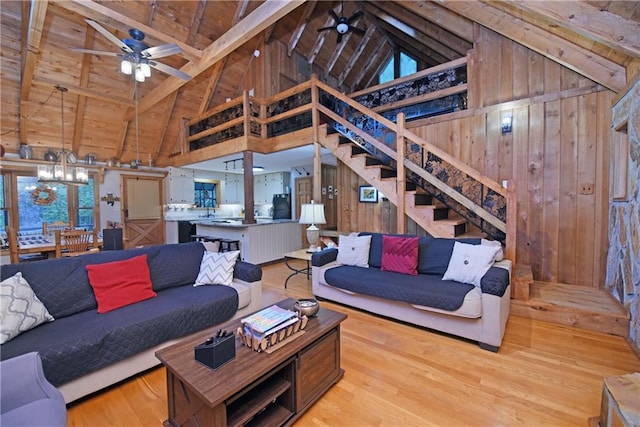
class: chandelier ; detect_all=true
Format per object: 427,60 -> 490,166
37,85 -> 88,186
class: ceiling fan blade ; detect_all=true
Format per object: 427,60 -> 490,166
328,9 -> 340,22
84,19 -> 132,53
317,26 -> 335,32
141,43 -> 182,59
347,10 -> 363,24
149,61 -> 191,81
69,48 -> 122,57
350,26 -> 365,35
336,33 -> 343,44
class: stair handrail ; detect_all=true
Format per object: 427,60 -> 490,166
313,77 -> 507,232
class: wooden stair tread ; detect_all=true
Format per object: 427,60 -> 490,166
511,281 -> 629,337
434,217 -> 467,226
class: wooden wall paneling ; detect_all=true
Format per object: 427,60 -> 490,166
525,102 -> 545,280
513,105 -> 531,266
466,49 -> 478,109
528,47 -> 546,97
541,99 -> 561,282
474,24 -> 487,108
558,96 -> 579,284
499,110 -> 514,183
512,42 -> 530,100
561,65 -> 582,91
483,29 -> 501,107
499,36 -> 514,103
459,117 -> 472,165
575,93 -> 598,287
484,110 -> 501,182
471,115 -> 487,174
593,90 -> 612,288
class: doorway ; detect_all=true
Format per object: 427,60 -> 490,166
122,175 -> 164,248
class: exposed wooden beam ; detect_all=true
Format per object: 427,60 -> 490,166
115,84 -> 136,160
153,91 -> 179,164
71,25 -> 96,154
338,25 -> 376,87
288,1 -> 318,57
399,1 -> 474,42
199,0 -> 251,114
372,1 -> 472,57
365,50 -> 394,88
325,16 -> 363,79
353,39 -> 389,89
307,5 -> 339,65
32,77 -> 135,106
52,0 -> 202,61
508,0 -> 640,60
20,0 -> 48,143
186,0 -> 207,46
127,0 -> 306,121
434,0 -> 627,92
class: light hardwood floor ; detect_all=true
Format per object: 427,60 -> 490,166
67,259 -> 640,426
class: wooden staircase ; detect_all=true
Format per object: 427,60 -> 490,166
320,129 -> 482,239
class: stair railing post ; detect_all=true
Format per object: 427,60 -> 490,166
396,112 -> 406,234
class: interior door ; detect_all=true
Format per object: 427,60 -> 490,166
122,175 -> 164,248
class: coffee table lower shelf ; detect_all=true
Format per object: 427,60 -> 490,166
157,299 -> 346,427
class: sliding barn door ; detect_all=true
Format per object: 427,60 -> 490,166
122,175 -> 164,248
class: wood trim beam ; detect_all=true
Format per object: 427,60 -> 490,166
20,0 -> 48,143
325,16 -> 363,79
307,5 -> 339,65
71,25 -> 96,154
115,84 -> 136,160
288,1 -> 318,57
434,0 -> 626,92
198,0 -> 250,114
186,0 -> 207,46
338,25 -> 376,86
153,91 -> 179,164
398,1 -> 474,42
509,0 -> 640,60
51,0 -> 202,61
126,0 -> 306,121
353,39 -> 389,89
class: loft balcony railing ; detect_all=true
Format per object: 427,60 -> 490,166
182,56 -> 513,249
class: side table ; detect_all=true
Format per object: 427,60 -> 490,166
283,249 -> 314,288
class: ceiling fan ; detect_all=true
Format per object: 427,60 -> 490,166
317,1 -> 365,43
70,19 -> 191,82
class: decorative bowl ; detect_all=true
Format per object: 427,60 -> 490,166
293,298 -> 319,317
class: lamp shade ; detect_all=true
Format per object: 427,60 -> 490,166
299,202 -> 326,225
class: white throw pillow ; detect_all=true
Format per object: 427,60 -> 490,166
194,251 -> 240,286
481,238 -> 504,262
0,272 -> 54,344
336,234 -> 372,267
442,242 -> 500,287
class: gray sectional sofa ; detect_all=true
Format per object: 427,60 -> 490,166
312,233 -> 511,351
0,241 -> 262,403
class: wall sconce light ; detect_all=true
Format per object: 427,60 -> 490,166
501,115 -> 513,134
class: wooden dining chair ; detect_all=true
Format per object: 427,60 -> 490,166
43,221 -> 72,236
54,229 -> 100,258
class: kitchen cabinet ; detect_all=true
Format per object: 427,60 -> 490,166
223,173 -> 244,204
166,167 -> 195,204
254,172 -> 290,204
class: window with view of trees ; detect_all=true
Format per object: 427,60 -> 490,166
0,175 -> 7,230
194,181 -> 217,208
10,175 -> 96,233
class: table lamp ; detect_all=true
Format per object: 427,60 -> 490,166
299,200 -> 326,251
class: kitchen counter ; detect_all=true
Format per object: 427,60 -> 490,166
195,220 -> 302,264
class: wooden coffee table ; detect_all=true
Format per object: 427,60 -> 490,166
155,298 -> 347,427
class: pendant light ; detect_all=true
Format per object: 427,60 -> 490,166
37,85 -> 88,186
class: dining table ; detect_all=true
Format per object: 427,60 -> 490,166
1,233 -> 103,260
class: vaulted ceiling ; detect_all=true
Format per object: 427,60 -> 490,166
1,1 -> 638,168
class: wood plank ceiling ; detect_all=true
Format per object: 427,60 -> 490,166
1,1 -> 638,168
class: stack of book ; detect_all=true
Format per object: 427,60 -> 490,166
238,305 -> 308,352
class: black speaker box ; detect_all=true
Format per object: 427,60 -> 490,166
194,334 -> 235,370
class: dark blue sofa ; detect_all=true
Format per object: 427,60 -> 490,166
0,242 -> 262,403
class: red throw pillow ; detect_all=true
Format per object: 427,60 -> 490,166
86,254 -> 156,313
381,235 -> 419,275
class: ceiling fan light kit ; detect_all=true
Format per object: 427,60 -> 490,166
318,1 -> 365,43
71,19 -> 191,82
